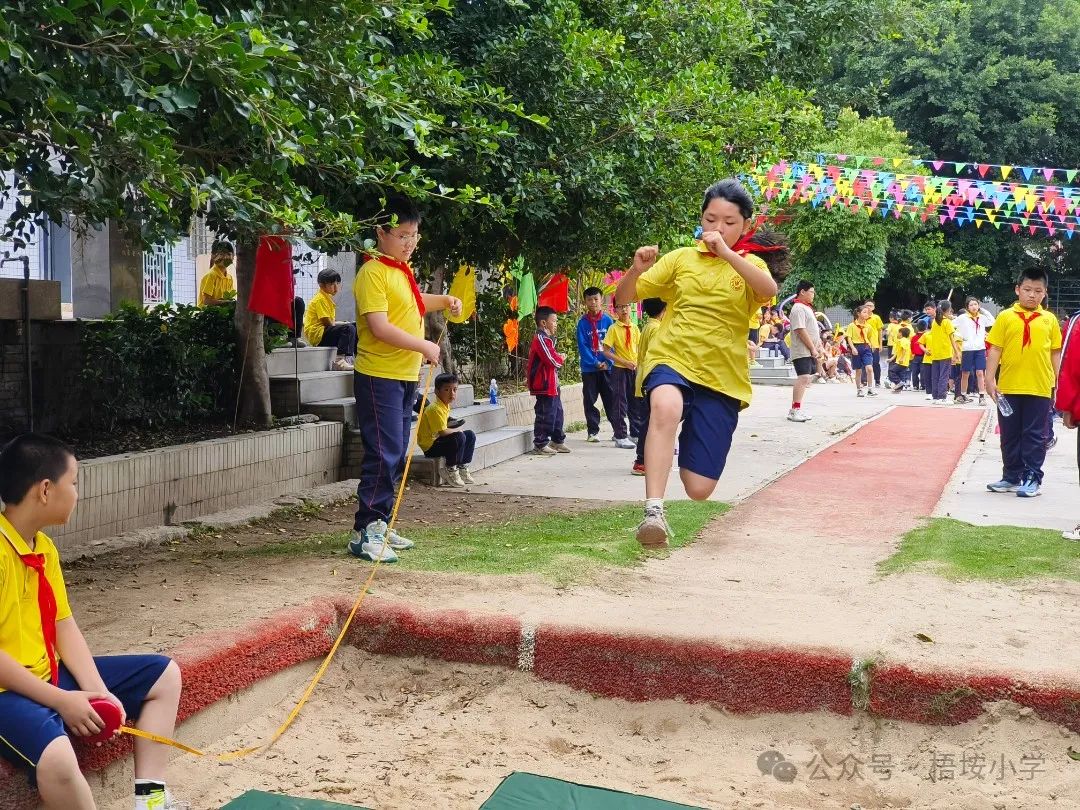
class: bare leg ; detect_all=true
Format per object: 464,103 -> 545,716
976,369 -> 986,394
37,737 -> 95,810
680,469 -> 718,501
960,370 -> 970,397
133,661 -> 182,780
792,374 -> 811,407
643,385 -> 681,500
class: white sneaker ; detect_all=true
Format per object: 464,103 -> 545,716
614,437 -> 636,449
925,394 -> 933,401
586,434 -> 600,443
857,389 -> 866,398
1062,525 -> 1080,542
787,409 -> 811,422
440,466 -> 465,487
332,356 -> 353,372
457,466 -> 476,485
347,526 -> 399,563
386,528 -> 415,550
636,505 -> 672,547
867,389 -> 879,397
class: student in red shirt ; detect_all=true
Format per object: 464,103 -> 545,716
527,306 -> 570,456
1056,309 -> 1080,540
909,325 -> 925,391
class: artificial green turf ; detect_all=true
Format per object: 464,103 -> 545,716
878,518 -> 1080,582
237,501 -> 728,585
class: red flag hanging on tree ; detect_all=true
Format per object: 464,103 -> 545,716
537,271 -> 570,313
248,235 -> 295,327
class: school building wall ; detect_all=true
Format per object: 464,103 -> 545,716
51,421 -> 344,555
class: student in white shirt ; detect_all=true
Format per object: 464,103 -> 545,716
953,296 -> 995,404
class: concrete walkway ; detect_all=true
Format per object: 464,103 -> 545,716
937,408 -> 1080,532
479,382 -> 898,503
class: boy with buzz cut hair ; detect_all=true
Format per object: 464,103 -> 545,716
0,434 -> 183,810
985,267 -> 1062,498
527,306 -> 570,456
602,302 -> 644,449
418,372 -> 477,488
348,195 -> 463,564
303,268 -> 358,371
577,286 -> 618,443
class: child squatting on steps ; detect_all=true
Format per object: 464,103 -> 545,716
615,179 -> 787,548
417,373 -> 477,488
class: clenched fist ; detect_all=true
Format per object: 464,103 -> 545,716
633,245 -> 659,272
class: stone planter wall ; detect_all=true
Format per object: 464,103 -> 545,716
53,422 -> 343,554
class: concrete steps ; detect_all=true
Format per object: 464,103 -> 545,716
264,347 -> 532,480
751,349 -> 797,386
266,346 -> 335,376
342,423 -> 532,484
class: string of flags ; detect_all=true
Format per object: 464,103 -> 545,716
744,157 -> 1080,238
803,153 -> 1080,184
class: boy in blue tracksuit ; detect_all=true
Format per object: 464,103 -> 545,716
577,286 -> 619,443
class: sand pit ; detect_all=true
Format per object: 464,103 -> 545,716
102,650 -> 1079,810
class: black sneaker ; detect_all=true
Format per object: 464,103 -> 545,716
447,416 -> 465,429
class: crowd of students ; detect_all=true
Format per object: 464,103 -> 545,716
2,181 -> 1077,810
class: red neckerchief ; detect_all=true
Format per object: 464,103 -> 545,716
855,323 -> 867,343
366,253 -> 425,316
1,523 -> 59,685
585,311 -> 603,352
1016,307 -> 1042,348
622,322 -> 632,348
699,225 -> 786,259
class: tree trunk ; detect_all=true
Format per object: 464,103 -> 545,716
424,264 -> 452,373
233,237 -> 273,427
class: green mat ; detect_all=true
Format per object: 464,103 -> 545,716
220,791 -> 370,809
479,772 -> 705,809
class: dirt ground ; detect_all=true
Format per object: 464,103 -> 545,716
67,490 -> 611,655
104,650 -> 1080,810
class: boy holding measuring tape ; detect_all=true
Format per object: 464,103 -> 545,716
0,434 -> 183,810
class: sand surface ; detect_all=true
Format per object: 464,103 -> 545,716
105,651 -> 1080,810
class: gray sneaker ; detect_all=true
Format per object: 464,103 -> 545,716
550,443 -> 572,454
614,437 -> 636,449
386,528 -> 415,550
347,529 -> 399,563
456,465 -> 476,485
636,505 -> 672,548
440,466 -> 465,487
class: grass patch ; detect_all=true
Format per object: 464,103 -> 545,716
564,420 -> 588,434
879,518 -> 1080,582
236,501 -> 728,585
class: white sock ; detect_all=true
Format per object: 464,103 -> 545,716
135,780 -> 166,809
645,498 -> 664,512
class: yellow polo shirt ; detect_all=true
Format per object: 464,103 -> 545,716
603,319 -> 640,368
0,514 -> 73,691
867,313 -> 884,348
303,289 -> 336,347
354,257 -> 424,381
986,303 -> 1062,397
635,318 -> 663,397
635,245 -> 771,408
198,265 -> 234,305
893,340 -> 912,367
845,321 -> 872,346
417,398 -> 450,452
926,318 -> 957,361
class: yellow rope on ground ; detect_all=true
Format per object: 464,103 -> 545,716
115,353 -> 443,761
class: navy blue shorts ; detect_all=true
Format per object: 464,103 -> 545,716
644,364 -> 740,481
961,349 -> 987,373
851,346 -> 874,369
0,654 -> 171,780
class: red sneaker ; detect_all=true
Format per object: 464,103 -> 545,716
631,462 -> 646,476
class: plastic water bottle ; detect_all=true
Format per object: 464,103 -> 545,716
997,395 -> 1013,418
489,378 -> 499,405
